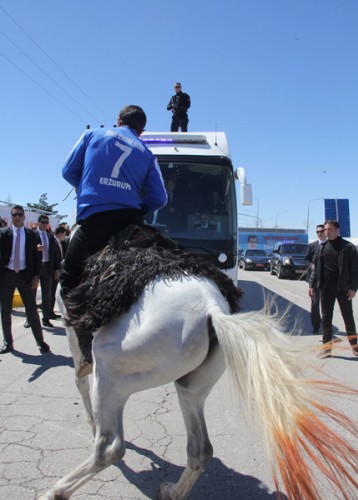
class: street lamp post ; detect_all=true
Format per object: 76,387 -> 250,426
238,212 -> 260,226
306,198 -> 324,234
275,210 -> 289,228
262,218 -> 273,228
253,198 -> 260,228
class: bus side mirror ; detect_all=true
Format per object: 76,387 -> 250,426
235,167 -> 253,205
240,183 -> 252,206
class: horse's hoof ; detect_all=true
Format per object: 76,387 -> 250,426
157,482 -> 178,500
38,492 -> 68,500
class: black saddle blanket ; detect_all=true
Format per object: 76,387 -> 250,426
67,224 -> 242,333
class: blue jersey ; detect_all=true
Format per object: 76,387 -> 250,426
62,126 -> 167,222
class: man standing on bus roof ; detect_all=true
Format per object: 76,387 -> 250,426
167,82 -> 191,132
60,105 -> 167,375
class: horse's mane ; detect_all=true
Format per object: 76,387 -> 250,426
66,224 -> 243,333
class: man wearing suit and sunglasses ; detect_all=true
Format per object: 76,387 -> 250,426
305,224 -> 326,334
0,205 -> 50,354
32,214 -> 62,328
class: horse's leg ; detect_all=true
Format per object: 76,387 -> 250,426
57,289 -> 96,433
40,375 -> 128,500
66,325 -> 95,434
158,342 -> 226,500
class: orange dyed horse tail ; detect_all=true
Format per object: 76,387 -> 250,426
211,308 -> 358,499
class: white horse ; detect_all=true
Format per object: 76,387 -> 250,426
41,230 -> 357,500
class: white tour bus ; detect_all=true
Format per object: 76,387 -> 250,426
142,132 -> 252,283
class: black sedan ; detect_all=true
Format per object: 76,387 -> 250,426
238,249 -> 270,271
269,242 -> 308,279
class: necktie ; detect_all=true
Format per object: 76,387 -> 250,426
57,239 -> 63,258
14,229 -> 20,273
42,231 -> 49,261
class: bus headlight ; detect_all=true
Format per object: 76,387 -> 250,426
218,253 -> 228,263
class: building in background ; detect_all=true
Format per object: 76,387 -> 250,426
239,227 -> 308,252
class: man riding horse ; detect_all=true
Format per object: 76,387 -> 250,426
60,105 -> 167,375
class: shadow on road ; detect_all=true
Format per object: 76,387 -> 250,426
11,350 -> 74,382
239,279 -> 312,335
11,309 -> 67,335
116,442 -> 286,499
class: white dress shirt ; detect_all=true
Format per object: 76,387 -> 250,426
8,226 -> 26,271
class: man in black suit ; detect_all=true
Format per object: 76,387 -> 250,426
305,224 -> 326,333
50,225 -> 68,319
0,205 -> 50,354
32,214 -> 62,327
309,220 -> 358,358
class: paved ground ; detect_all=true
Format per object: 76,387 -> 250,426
0,271 -> 357,499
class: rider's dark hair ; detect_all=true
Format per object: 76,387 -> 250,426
119,105 -> 146,135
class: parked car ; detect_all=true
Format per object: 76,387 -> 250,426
269,242 -> 308,279
238,249 -> 270,271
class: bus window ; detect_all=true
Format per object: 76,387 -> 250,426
144,159 -> 237,271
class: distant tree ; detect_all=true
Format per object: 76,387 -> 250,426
26,193 -> 67,221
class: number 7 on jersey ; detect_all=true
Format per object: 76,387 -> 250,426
111,141 -> 132,178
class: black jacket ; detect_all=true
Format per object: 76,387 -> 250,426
310,237 -> 358,292
167,91 -> 191,116
304,240 -> 320,283
0,226 -> 41,283
34,229 -> 62,275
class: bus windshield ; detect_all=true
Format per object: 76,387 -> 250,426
144,157 -> 238,270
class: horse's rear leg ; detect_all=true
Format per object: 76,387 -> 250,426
159,344 -> 225,500
41,383 -> 128,499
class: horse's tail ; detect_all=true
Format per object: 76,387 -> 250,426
210,308 -> 358,500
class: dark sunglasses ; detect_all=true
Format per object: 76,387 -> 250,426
11,213 -> 24,217
40,220 -> 49,224
316,230 -> 324,234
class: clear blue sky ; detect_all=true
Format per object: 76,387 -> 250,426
1,0 -> 357,240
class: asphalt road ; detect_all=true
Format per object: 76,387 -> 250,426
0,270 -> 357,499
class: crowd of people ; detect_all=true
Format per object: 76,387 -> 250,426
0,206 -> 70,355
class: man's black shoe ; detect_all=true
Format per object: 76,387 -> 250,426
37,303 -> 43,310
312,328 -> 320,334
0,344 -> 14,354
38,341 -> 51,353
42,319 -> 54,328
49,313 -> 61,319
24,320 -> 30,328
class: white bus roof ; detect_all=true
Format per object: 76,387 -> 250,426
141,132 -> 231,159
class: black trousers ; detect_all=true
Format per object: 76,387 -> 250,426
51,276 -> 59,314
310,287 -> 321,330
320,286 -> 357,346
60,209 -> 144,294
37,262 -> 53,321
171,114 -> 188,132
0,270 -> 44,347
